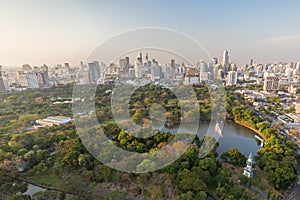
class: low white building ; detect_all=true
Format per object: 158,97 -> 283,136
36,116 -> 72,127
277,115 -> 300,129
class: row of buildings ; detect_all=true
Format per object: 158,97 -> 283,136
1,50 -> 300,92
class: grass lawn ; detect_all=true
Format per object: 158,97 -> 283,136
20,169 -> 61,188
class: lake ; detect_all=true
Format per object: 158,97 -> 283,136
160,121 -> 261,156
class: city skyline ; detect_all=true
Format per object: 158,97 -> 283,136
1,48 -> 300,71
1,0 -> 300,66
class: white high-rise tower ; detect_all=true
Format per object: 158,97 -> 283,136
221,50 -> 230,74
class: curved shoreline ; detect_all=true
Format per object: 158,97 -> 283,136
233,120 -> 267,141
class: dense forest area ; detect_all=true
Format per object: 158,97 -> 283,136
0,84 -> 298,199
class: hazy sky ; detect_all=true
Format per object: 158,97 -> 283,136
1,0 -> 300,67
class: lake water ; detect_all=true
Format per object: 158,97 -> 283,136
161,121 -> 261,156
23,183 -> 74,198
213,122 -> 261,156
23,183 -> 46,197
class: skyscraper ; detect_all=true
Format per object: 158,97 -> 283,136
40,65 -> 50,86
145,53 -> 149,63
229,62 -> 237,72
0,67 -> 5,93
26,71 -> 39,89
137,52 -> 142,64
213,57 -> 218,65
226,71 -> 238,86
119,57 -> 130,76
171,59 -> 175,68
221,50 -> 230,74
22,64 -> 32,71
134,61 -> 143,78
263,76 -> 279,91
250,59 -> 254,66
199,60 -> 207,73
88,61 -> 100,84
17,71 -> 28,87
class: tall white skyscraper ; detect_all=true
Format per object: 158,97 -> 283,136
226,71 -> 237,86
221,49 -> 230,74
199,60 -> 207,73
135,61 -> 143,78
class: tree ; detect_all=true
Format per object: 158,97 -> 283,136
132,111 -> 142,124
195,191 -> 207,200
17,148 -> 29,157
199,157 -> 216,175
178,191 -> 194,200
78,153 -> 93,170
148,185 -> 164,199
221,148 -> 246,166
178,169 -> 207,193
32,190 -> 64,200
6,194 -> 31,200
267,163 -> 296,190
136,159 -> 156,173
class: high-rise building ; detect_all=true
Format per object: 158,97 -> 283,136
119,58 -> 129,76
199,60 -> 209,83
217,69 -> 224,80
26,71 -> 39,89
125,57 -> 129,69
145,53 -> 149,63
171,59 -> 175,68
64,63 -> 71,75
200,72 -> 210,83
229,62 -> 237,71
78,61 -> 90,84
199,60 -> 207,73
221,50 -> 230,74
226,71 -> 238,86
250,59 -> 253,66
151,62 -> 161,81
17,71 -> 28,87
129,68 -> 135,79
134,61 -> 143,78
213,64 -> 221,79
0,68 -> 5,93
88,61 -> 100,84
263,76 -> 279,91
40,64 -> 48,72
137,52 -> 143,64
22,64 -> 32,71
213,57 -> 218,65
40,65 -> 50,86
40,71 -> 50,86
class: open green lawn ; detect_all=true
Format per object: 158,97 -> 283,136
21,169 -> 60,188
